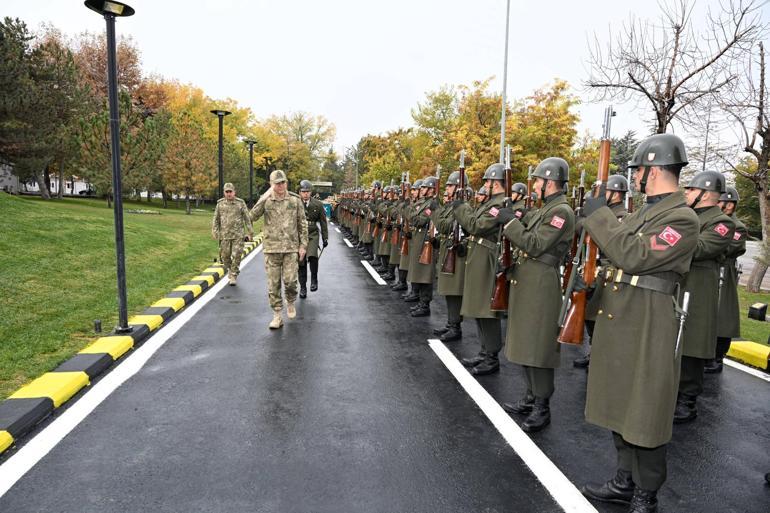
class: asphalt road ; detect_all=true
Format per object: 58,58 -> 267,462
0,223 -> 768,512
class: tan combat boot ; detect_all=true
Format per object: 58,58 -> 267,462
269,311 -> 283,329
287,302 -> 296,319
228,273 -> 237,286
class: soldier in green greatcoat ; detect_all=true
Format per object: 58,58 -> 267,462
578,134 -> 699,513
375,185 -> 395,281
494,158 -> 575,433
401,180 -> 423,301
674,171 -> 735,423
407,177 -> 439,317
432,171 -> 468,341
706,186 -> 748,373
452,164 -> 508,376
297,180 -> 328,298
387,183 -> 406,287
391,180 -> 412,291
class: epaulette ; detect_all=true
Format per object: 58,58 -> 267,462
217,197 -> 226,203
289,191 -> 301,198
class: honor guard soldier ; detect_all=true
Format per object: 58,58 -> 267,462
574,174 -> 630,368
578,134 -> 699,513
707,186 -> 748,373
474,185 -> 488,205
433,171 -> 467,341
250,170 -> 309,329
392,180 -> 413,291
510,182 -> 528,212
375,185 -> 395,281
452,163 -> 508,375
298,180 -> 329,298
401,179 -> 423,301
211,182 -> 253,286
406,176 -> 438,317
674,171 -> 735,422
494,157 -> 575,432
387,185 -> 404,286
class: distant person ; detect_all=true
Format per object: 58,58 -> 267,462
250,170 -> 308,329
298,180 -> 328,298
211,182 -> 253,286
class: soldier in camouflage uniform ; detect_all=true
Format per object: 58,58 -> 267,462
298,180 -> 329,298
249,170 -> 309,329
211,182 -> 253,286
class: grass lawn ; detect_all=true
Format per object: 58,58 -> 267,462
738,287 -> 770,346
0,194 -> 260,400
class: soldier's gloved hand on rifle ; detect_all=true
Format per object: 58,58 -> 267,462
572,273 -> 595,294
492,207 -> 517,225
582,185 -> 607,217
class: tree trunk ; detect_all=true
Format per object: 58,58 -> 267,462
162,190 -> 168,209
147,189 -> 152,203
36,171 -> 51,200
747,176 -> 769,292
57,159 -> 64,199
185,194 -> 191,215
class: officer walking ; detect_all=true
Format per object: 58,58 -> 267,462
298,180 -> 328,298
707,186 -> 748,373
211,182 -> 253,286
494,158 -> 574,432
250,170 -> 309,329
578,134 -> 699,513
674,171 -> 735,423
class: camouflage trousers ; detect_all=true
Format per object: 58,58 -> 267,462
220,239 -> 245,276
264,252 -> 299,311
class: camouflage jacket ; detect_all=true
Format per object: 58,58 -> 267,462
250,190 -> 309,253
212,197 -> 253,240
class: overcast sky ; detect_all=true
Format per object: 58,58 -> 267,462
3,0 -> 748,156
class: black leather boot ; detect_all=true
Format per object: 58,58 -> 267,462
410,302 -> 430,317
704,358 -> 723,373
673,394 -> 697,424
573,353 -> 590,368
433,324 -> 450,336
440,324 -> 462,342
581,469 -> 634,505
391,282 -> 408,291
403,292 -> 419,303
299,286 -> 307,299
502,391 -> 535,415
461,351 -> 487,368
471,353 -> 500,375
522,397 -> 550,432
310,278 -> 318,292
628,488 -> 658,513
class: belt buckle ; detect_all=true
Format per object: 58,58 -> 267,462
614,269 -> 624,283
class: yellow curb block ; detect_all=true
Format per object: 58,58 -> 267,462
0,431 -> 13,453
727,341 -> 770,370
191,274 -> 215,287
174,284 -> 202,297
79,336 -> 134,360
152,297 -> 186,312
203,266 -> 225,278
10,372 -> 90,408
128,314 -> 164,331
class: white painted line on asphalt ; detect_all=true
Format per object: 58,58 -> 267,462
0,246 -> 264,498
429,339 -> 598,513
343,238 -> 353,248
724,358 -> 770,382
335,227 -> 341,233
361,260 -> 387,285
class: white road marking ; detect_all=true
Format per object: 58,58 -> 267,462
360,260 -> 387,285
335,227 -> 341,233
724,358 -> 770,382
343,238 -> 353,248
0,246 -> 264,498
428,339 -> 598,513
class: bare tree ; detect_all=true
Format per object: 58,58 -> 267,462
586,0 -> 762,133
718,41 -> 770,291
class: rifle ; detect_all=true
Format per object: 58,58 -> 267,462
392,174 -> 405,245
441,150 -> 466,274
526,165 -> 533,209
372,186 -> 382,239
626,161 -> 635,213
562,169 -> 586,290
400,174 -> 411,256
381,179 -> 395,243
558,106 -> 615,345
490,145 -> 513,312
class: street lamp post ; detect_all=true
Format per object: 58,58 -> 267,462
210,109 -> 231,199
245,139 -> 256,206
84,0 -> 134,333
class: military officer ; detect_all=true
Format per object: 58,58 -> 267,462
407,176 -> 439,317
674,171 -> 735,423
578,134 -> 699,513
494,158 -> 574,432
298,180 -> 329,298
452,164 -> 508,375
433,171 -> 467,341
574,174 -> 630,368
249,170 -> 309,329
706,186 -> 748,373
211,182 -> 253,286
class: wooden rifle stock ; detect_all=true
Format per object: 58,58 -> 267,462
418,230 -> 433,265
400,217 -> 410,256
441,150 -> 466,275
490,146 -> 513,312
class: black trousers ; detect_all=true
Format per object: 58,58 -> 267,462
613,432 -> 667,491
679,355 -> 705,398
413,282 -> 433,304
522,366 -> 554,399
298,256 -> 319,287
476,317 -> 502,354
715,337 -> 732,360
446,295 -> 462,326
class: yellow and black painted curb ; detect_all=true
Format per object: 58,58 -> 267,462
0,235 -> 263,456
726,341 -> 770,370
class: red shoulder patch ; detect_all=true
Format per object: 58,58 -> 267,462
714,223 -> 729,237
515,210 -> 523,218
489,207 -> 499,218
733,231 -> 742,241
658,226 -> 682,247
549,215 -> 565,229
425,208 -> 432,216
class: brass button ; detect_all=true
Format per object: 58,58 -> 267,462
598,309 -> 603,315
607,314 -> 614,320
513,280 -> 518,285
612,285 -> 619,291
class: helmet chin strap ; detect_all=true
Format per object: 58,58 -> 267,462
639,167 -> 651,194
689,189 -> 705,209
540,181 -> 547,203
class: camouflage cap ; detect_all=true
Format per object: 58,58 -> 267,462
223,182 -> 235,191
270,170 -> 287,183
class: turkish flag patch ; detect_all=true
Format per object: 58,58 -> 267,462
489,207 -> 499,218
733,231 -> 742,241
658,226 -> 682,246
425,209 -> 432,216
515,210 -> 523,218
714,223 -> 729,237
549,215 -> 565,229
